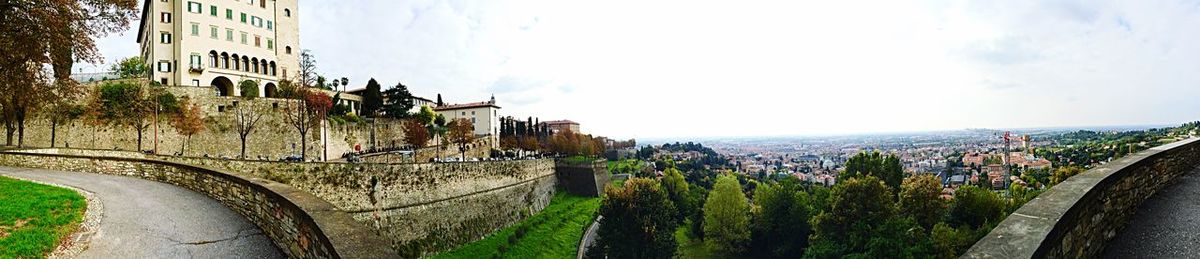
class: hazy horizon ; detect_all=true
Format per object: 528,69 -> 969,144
88,1 -> 1200,139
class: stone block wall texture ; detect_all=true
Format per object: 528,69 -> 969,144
0,151 -> 394,258
965,138 -> 1200,258
15,84 -> 408,162
18,148 -> 556,257
554,159 -> 610,197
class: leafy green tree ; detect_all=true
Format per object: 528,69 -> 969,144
1050,166 -> 1085,185
686,182 -> 708,239
661,164 -> 691,224
586,178 -> 676,259
899,174 -> 946,231
239,80 -> 259,97
931,222 -> 978,259
750,178 -> 812,258
361,78 -> 384,116
703,174 -> 750,255
948,185 -> 1005,229
863,216 -> 934,258
381,82 -> 415,118
806,176 -> 894,259
111,56 -> 149,79
842,151 -> 904,192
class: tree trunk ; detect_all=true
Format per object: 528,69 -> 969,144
240,135 -> 247,159
16,117 -> 24,148
50,120 -> 57,148
4,121 -> 13,146
136,127 -> 143,151
182,135 -> 190,156
300,132 -> 307,161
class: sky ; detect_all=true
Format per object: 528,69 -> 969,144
90,0 -> 1200,139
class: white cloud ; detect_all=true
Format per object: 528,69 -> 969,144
90,0 -> 1200,139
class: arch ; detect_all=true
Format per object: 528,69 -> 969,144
208,51 -> 218,68
231,54 -> 240,70
242,56 -> 250,72
270,62 -> 277,76
264,82 -> 278,98
261,60 -> 269,75
221,52 -> 230,69
285,46 -> 292,54
211,76 -> 235,97
252,58 -> 260,73
284,9 -> 291,17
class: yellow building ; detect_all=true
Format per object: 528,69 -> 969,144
137,0 -> 300,97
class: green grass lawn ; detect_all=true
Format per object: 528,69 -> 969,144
433,192 -> 600,259
0,175 -> 86,258
674,221 -> 750,259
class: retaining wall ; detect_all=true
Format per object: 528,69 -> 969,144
965,138 -> 1200,258
0,151 -> 393,258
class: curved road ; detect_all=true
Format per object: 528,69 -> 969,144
1102,166 -> 1200,258
0,166 -> 283,258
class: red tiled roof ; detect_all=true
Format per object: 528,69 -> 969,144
433,101 -> 500,110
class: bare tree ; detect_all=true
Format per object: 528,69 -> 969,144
447,118 -> 475,161
281,80 -> 331,160
298,50 -> 317,87
233,82 -> 265,159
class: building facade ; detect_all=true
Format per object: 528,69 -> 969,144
137,0 -> 300,97
434,97 -> 500,147
541,120 -> 581,134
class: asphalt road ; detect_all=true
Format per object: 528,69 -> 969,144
1102,166 -> 1200,258
0,166 -> 283,258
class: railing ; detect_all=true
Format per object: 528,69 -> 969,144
965,138 -> 1200,258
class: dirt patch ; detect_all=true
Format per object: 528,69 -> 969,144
0,218 -> 31,238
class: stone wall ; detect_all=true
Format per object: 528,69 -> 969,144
16,148 -> 556,257
0,151 -> 393,258
965,138 -> 1200,258
15,84 -> 408,162
555,159 -> 610,197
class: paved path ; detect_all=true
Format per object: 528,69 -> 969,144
1102,166 -> 1200,258
0,166 -> 283,258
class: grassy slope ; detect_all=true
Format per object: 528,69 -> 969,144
432,192 -> 600,259
0,176 -> 86,258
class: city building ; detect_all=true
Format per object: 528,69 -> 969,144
541,120 -> 581,134
137,0 -> 300,97
434,96 -> 500,147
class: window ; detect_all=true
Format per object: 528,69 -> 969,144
472,118 -> 477,123
157,61 -> 172,72
160,12 -> 171,23
193,79 -> 200,86
226,28 -> 234,41
240,32 -> 247,44
190,23 -> 199,36
251,16 -> 262,27
285,9 -> 291,17
267,39 -> 273,50
160,32 -> 172,44
189,54 -> 202,69
471,111 -> 476,115
266,21 -> 273,31
260,0 -> 266,8
254,35 -> 260,47
210,5 -> 217,16
285,46 -> 292,54
187,2 -> 202,13
226,9 -> 233,20
240,13 -> 247,23
210,26 -> 218,39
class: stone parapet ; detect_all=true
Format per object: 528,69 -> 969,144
0,150 -> 395,258
965,138 -> 1200,258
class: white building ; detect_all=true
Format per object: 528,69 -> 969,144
137,0 -> 300,97
434,96 -> 500,148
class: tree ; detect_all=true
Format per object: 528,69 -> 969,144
447,118 -> 475,160
1050,166 -> 1085,185
899,174 -> 947,231
750,178 -> 812,259
91,82 -> 174,151
586,178 -> 677,259
807,176 -> 895,258
43,102 -> 85,148
661,164 -> 691,224
381,82 -> 415,118
111,56 -> 149,79
281,81 -> 331,160
171,97 -> 205,156
361,78 -> 384,116
232,83 -> 265,159
703,174 -> 751,255
948,185 -> 1005,230
436,93 -> 443,106
842,151 -> 904,192
298,50 -> 317,87
401,118 -> 430,148
1,0 -> 137,146
932,223 -> 978,259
